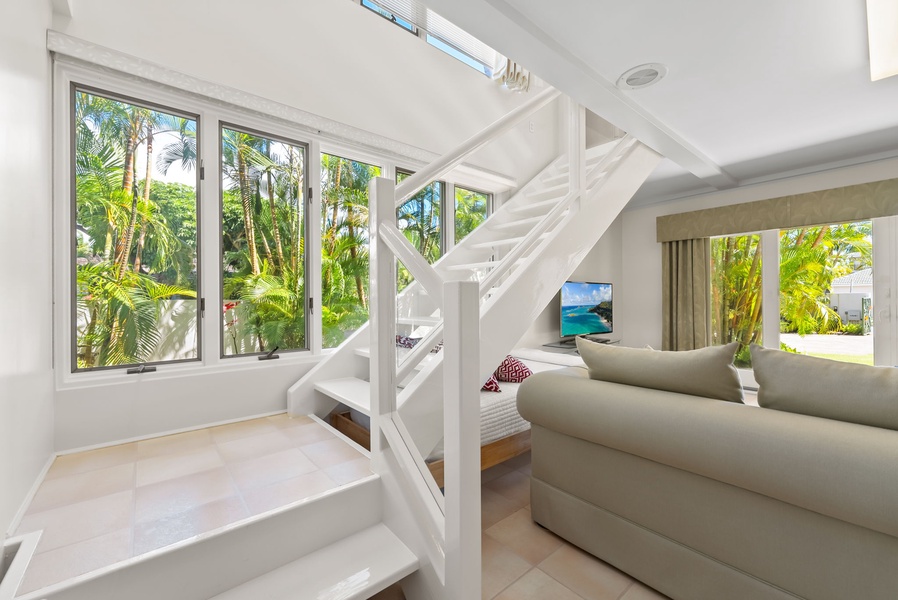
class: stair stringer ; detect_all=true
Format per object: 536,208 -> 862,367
396,141 -> 663,458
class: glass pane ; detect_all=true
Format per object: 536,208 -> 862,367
454,186 -> 489,243
221,126 -> 306,356
711,234 -> 762,368
779,221 -> 873,365
73,90 -> 198,370
396,171 -> 442,290
321,154 -> 381,349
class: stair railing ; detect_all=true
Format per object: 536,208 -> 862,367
370,90 -> 597,597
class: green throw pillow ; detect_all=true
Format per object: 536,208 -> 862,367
751,344 -> 898,430
576,338 -> 744,403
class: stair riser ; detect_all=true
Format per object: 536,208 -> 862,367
23,478 -> 382,600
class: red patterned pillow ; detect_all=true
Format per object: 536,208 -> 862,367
494,355 -> 533,383
395,335 -> 420,349
481,374 -> 502,392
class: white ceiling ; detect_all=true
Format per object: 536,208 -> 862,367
421,0 -> 898,204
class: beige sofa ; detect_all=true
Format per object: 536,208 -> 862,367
516,342 -> 898,600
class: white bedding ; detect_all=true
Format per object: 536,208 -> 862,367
427,353 -> 581,460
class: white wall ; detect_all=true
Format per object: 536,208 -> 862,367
619,157 -> 898,349
517,215 -> 623,347
45,0 -> 563,451
54,0 -> 558,185
0,0 -> 55,532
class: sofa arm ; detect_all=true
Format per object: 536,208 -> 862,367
517,368 -> 898,539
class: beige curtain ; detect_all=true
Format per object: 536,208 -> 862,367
662,238 -> 711,351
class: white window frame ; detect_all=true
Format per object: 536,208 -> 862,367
53,58 -> 509,389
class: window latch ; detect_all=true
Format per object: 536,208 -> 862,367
259,346 -> 280,361
126,364 -> 157,374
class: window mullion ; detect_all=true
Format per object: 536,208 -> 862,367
760,229 -> 780,352
200,109 -> 223,367
309,139 -> 323,354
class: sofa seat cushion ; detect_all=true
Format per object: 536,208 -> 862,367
576,338 -> 743,403
517,367 -> 898,539
751,344 -> 898,431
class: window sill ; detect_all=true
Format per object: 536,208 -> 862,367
55,350 -> 331,392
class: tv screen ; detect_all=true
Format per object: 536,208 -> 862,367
560,281 -> 613,338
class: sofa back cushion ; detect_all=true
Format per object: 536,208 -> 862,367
576,338 -> 743,403
751,344 -> 898,430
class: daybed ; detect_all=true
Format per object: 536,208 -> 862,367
517,340 -> 898,600
332,349 -> 576,487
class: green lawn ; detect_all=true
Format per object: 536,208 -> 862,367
805,353 -> 874,366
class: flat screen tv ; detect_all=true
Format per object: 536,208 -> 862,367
560,281 -> 613,338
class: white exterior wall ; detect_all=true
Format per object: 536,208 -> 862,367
0,0 -> 55,532
618,157 -> 898,349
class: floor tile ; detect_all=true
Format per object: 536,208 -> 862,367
242,470 -> 339,515
482,533 -> 531,600
486,509 -> 563,566
209,419 -> 280,444
228,448 -> 319,492
46,443 -> 138,480
133,495 -> 249,555
265,413 -> 315,429
137,428 -> 214,459
135,467 -> 238,524
27,463 -> 135,514
481,463 -> 513,484
298,438 -> 366,469
483,470 -> 530,509
281,421 -> 338,445
539,544 -> 633,600
481,488 -> 520,530
323,457 -> 373,486
493,568 -> 582,600
620,581 -> 670,600
17,528 -> 132,595
215,430 -> 293,463
16,491 -> 133,554
136,446 -> 224,487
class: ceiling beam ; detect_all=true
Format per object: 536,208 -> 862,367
422,0 -> 738,189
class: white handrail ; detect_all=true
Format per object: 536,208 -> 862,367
395,88 -> 561,206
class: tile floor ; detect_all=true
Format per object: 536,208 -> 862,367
480,452 -> 671,600
13,414 -> 372,596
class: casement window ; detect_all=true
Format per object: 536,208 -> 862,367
72,86 -> 200,371
57,61 -> 500,378
220,124 -> 309,357
454,186 -> 491,244
320,153 -> 382,349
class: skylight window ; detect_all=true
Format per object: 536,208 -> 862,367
359,0 -> 498,76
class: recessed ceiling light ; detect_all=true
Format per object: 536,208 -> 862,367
616,63 -> 668,90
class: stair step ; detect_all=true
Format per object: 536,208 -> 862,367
397,315 -> 440,326
491,215 -> 545,231
470,236 -> 525,249
315,378 -> 371,415
355,347 -> 438,371
209,524 -> 417,600
509,197 -> 562,215
446,260 -> 500,271
524,183 -> 568,202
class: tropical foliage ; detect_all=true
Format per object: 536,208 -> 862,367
220,127 -> 307,355
396,172 -> 442,290
711,221 -> 872,367
320,154 -> 380,348
455,187 -> 489,243
74,91 -> 197,369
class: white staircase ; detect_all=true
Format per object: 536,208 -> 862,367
285,94 -> 662,599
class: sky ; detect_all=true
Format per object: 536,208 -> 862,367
561,282 -> 612,306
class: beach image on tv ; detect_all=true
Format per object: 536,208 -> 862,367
561,282 -> 612,336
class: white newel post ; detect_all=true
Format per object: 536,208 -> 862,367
369,176 -> 399,467
443,280 -> 482,599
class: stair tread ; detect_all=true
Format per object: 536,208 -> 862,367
315,378 -> 371,415
509,197 -> 564,214
396,315 -> 440,325
491,215 -> 545,230
209,524 -> 418,600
